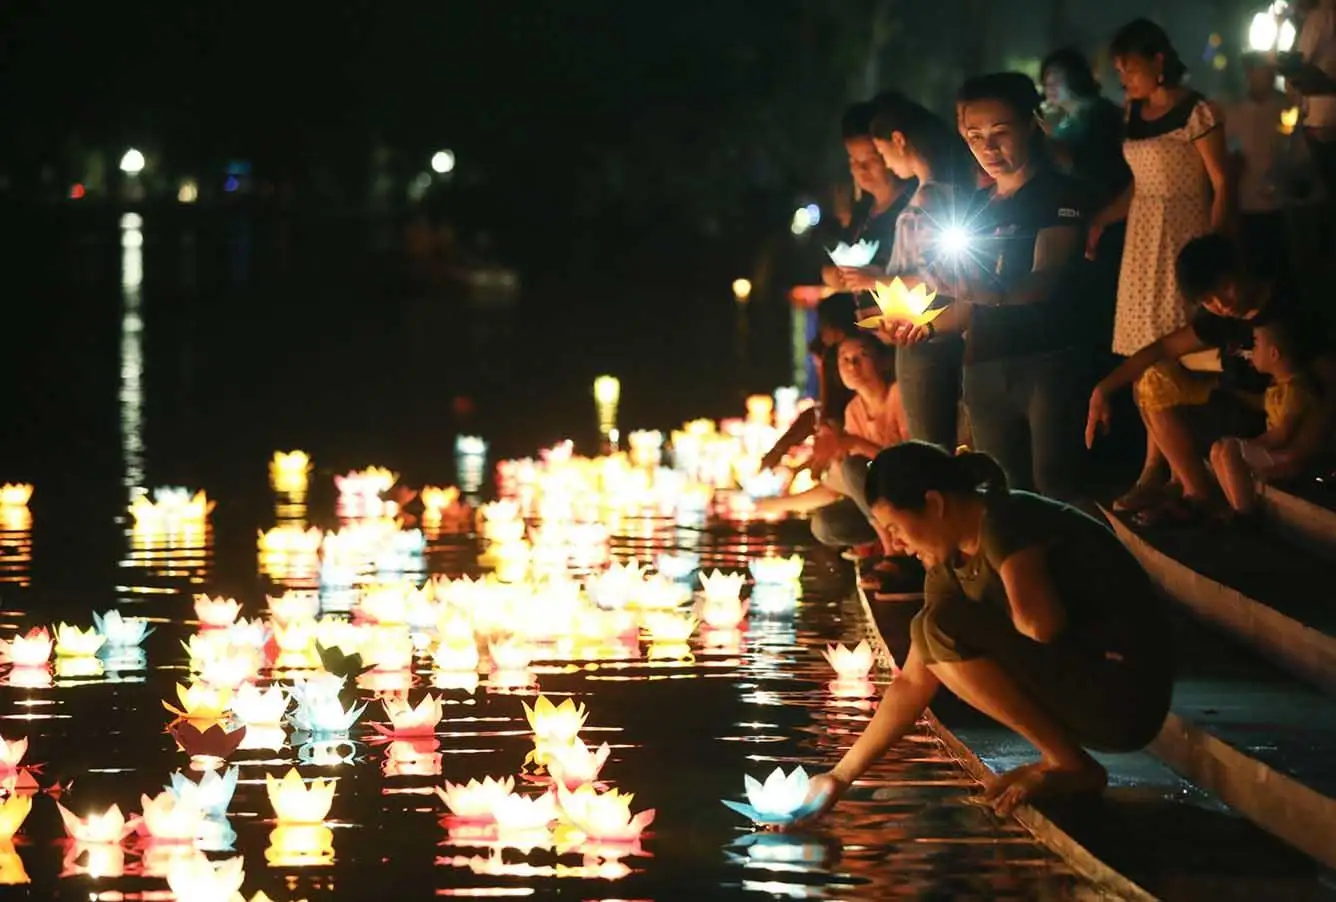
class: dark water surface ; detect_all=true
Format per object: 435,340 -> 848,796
0,212 -> 1094,899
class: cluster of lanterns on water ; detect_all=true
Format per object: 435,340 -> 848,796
0,386 -> 889,890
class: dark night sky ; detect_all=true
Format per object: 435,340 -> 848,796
1,1 -> 1247,223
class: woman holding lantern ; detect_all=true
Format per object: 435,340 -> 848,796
839,92 -> 978,452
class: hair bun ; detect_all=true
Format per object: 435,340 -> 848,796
955,450 -> 1009,494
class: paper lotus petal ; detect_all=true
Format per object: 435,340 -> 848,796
165,853 -> 245,902
435,775 -> 516,822
699,596 -> 747,630
265,823 -> 335,867
315,643 -> 372,680
374,694 -> 443,737
487,639 -> 532,671
522,696 -> 588,745
0,796 -> 31,839
171,721 -> 247,763
491,791 -> 559,832
91,610 -> 153,646
641,612 -> 697,643
721,766 -> 815,826
231,684 -> 289,725
57,803 -> 140,843
0,737 -> 26,771
822,640 -> 874,679
138,790 -> 205,843
654,552 -> 699,581
864,276 -> 944,328
547,738 -> 611,790
748,554 -> 804,585
168,767 -> 239,818
557,784 -> 654,842
266,768 -> 336,824
826,239 -> 880,267
267,591 -> 320,625
431,641 -> 480,672
163,683 -> 232,722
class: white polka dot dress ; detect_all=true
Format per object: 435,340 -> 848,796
1112,94 -> 1221,356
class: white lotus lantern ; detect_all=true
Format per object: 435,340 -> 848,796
822,640 -> 874,680
435,775 -> 515,822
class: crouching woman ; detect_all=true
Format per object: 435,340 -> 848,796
796,442 -> 1174,820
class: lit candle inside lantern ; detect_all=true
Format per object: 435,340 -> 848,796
594,375 -> 621,450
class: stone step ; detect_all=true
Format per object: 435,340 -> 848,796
1259,479 -> 1336,564
1102,506 -> 1336,697
856,565 -> 1336,899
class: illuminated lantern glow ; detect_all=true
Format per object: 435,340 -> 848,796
522,696 -> 588,745
270,450 -> 311,491
557,784 -> 655,842
699,569 -> 746,603
864,277 -> 944,329
265,768 -> 336,824
822,640 -> 874,680
373,694 -> 444,738
138,790 -> 206,843
231,684 -> 290,726
491,790 -> 559,832
641,611 -> 697,643
0,628 -> 52,667
0,485 -> 32,508
53,623 -> 106,658
435,775 -> 516,822
57,803 -> 141,843
748,554 -> 804,585
167,767 -> 239,818
826,239 -> 880,267
193,595 -> 242,628
92,610 -> 153,646
547,738 -> 611,790
163,682 -> 233,722
164,854 -> 245,902
0,738 -> 26,772
722,766 -> 814,826
0,797 -> 31,840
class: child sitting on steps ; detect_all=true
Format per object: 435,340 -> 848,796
1210,319 -> 1326,523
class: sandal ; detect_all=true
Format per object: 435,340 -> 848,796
1112,480 -> 1175,513
1132,496 -> 1215,528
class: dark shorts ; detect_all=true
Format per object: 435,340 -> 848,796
1174,389 -> 1266,450
920,592 -> 1173,753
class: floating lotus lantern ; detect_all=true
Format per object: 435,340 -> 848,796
829,677 -> 877,699
523,696 -> 588,746
335,466 -> 397,498
826,238 -> 880,267
0,485 -> 32,508
382,738 -> 443,778
436,775 -> 515,822
492,790 -> 560,833
0,796 -> 30,840
163,682 -> 232,722
227,617 -> 268,649
699,570 -> 746,603
557,784 -> 654,842
636,575 -> 690,610
197,652 -> 257,690
167,767 -> 238,818
57,803 -> 140,843
722,765 -> 815,827
165,853 -> 245,902
259,526 -> 323,557
193,595 -> 241,628
0,628 -> 51,667
421,485 -> 460,514
547,738 -> 611,791
266,768 -> 336,824
749,554 -> 804,585
699,592 -> 747,629
274,621 -> 317,656
232,684 -> 289,725
374,694 -> 443,738
291,695 -> 365,735
138,790 -> 205,843
270,450 -> 311,492
51,623 -> 106,658
91,610 -> 153,647
268,590 -> 320,625
863,276 -> 944,329
587,561 -> 644,610
130,488 -> 214,527
822,640 -> 874,680
432,641 -> 480,673
642,611 -> 697,643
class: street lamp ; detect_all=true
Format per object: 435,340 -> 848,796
430,150 -> 456,174
120,148 -> 146,176
1249,1 -> 1297,52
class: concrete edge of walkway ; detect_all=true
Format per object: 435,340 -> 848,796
852,572 -> 1158,902
1259,483 -> 1336,564
1102,508 -> 1336,698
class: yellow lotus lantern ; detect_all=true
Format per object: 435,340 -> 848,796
164,854 -> 245,901
259,526 -> 323,557
270,450 -> 311,492
163,682 -> 232,722
421,485 -> 460,513
53,623 -> 106,658
0,796 -> 31,839
266,768 -> 336,824
0,840 -> 26,885
1280,105 -> 1301,136
864,276 -> 944,328
523,695 -> 588,745
0,485 -> 32,508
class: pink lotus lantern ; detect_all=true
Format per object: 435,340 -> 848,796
547,738 -> 611,790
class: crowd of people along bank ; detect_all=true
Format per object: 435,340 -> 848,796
755,14 -> 1336,823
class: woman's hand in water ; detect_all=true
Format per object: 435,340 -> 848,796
777,772 -> 847,830
838,266 -> 883,292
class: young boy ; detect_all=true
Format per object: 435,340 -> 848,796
1210,319 -> 1327,520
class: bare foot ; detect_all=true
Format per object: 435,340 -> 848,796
979,762 -> 1043,808
983,759 -> 1107,817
